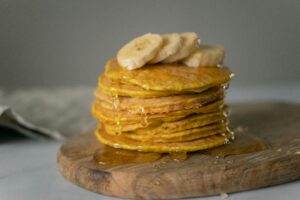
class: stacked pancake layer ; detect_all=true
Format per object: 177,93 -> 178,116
93,59 -> 234,153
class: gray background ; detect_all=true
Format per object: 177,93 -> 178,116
1,2 -> 300,199
0,0 -> 299,88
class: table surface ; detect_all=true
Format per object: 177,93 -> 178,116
1,84 -> 300,200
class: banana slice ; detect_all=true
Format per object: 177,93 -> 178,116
149,33 -> 182,64
183,45 -> 226,67
117,33 -> 163,70
162,32 -> 199,63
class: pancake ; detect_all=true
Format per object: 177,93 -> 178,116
92,99 -> 224,125
95,86 -> 224,114
105,59 -> 233,92
102,119 -> 161,133
132,112 -> 226,135
99,75 -> 176,98
123,123 -> 227,143
103,111 -> 226,135
95,128 -> 230,153
99,75 -> 220,98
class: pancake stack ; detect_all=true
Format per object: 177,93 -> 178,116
92,33 -> 234,153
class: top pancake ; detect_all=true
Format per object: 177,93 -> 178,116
99,75 -> 212,98
105,59 -> 233,92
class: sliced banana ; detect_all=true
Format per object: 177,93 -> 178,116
117,33 -> 163,70
149,33 -> 182,64
162,32 -> 199,63
182,45 -> 226,67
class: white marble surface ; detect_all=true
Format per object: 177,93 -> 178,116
1,84 -> 300,200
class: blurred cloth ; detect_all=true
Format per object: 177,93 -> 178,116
0,87 -> 96,140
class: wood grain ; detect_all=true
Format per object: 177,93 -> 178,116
57,102 -> 300,199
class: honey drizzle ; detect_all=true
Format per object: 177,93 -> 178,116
111,91 -> 121,135
139,106 -> 149,127
221,133 -> 230,144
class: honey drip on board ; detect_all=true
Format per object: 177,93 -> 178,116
203,131 -> 268,158
94,145 -> 162,166
169,152 -> 188,162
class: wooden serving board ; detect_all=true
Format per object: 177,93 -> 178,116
57,102 -> 300,200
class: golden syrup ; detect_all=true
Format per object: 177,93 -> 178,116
222,104 -> 230,117
203,132 -> 268,158
221,133 -> 230,144
109,80 -> 122,136
94,145 -> 162,166
139,106 -> 149,127
169,152 -> 188,162
112,94 -> 121,135
222,83 -> 229,90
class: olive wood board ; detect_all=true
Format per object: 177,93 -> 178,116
57,102 -> 300,199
